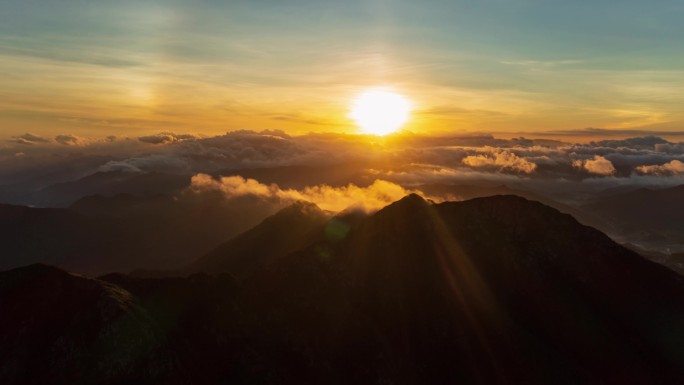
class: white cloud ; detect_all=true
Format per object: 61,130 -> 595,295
573,155 -> 616,176
462,147 -> 537,174
635,160 -> 684,176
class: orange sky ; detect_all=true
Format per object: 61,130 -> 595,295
2,1 -> 684,140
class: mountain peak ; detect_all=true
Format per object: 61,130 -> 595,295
277,200 -> 326,218
1,263 -> 72,281
189,200 -> 331,277
391,193 -> 428,207
292,199 -> 322,209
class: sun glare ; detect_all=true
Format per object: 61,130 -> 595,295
349,89 -> 411,136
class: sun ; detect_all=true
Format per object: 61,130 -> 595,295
349,89 -> 412,136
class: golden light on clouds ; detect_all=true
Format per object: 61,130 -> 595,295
349,89 -> 412,136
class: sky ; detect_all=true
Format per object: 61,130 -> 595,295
1,0 -> 684,139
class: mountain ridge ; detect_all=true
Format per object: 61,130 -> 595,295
3,194 -> 684,384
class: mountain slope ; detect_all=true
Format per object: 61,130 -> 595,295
189,201 -> 332,278
28,171 -> 190,208
0,264 -> 179,385
0,194 -> 284,275
250,194 -> 684,384
418,183 -> 610,231
583,184 -> 684,251
3,195 -> 684,384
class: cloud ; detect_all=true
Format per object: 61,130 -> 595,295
573,155 -> 616,176
138,132 -> 198,144
11,133 -> 50,145
590,136 -> 669,150
188,174 -> 428,212
55,134 -> 83,146
635,160 -> 684,176
655,143 -> 684,154
97,161 -> 144,173
525,128 -> 684,138
4,130 -> 684,205
98,155 -> 190,174
461,148 -> 537,174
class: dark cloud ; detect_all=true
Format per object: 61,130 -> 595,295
11,133 -> 50,145
589,136 -> 669,150
138,132 -> 198,144
526,128 -> 684,138
55,134 -> 83,146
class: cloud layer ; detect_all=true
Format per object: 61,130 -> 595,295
188,174 -> 426,212
3,130 -> 684,206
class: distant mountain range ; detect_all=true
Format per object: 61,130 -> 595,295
2,195 -> 684,384
0,171 -> 191,208
0,164 -> 372,208
583,184 -> 684,252
0,193 -> 283,274
1,163 -> 681,254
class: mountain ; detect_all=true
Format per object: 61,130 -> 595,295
418,183 -> 610,231
189,201 -> 331,278
71,192 -> 283,270
583,184 -> 684,252
0,194 -> 284,275
98,272 -> 249,384
14,171 -> 191,208
2,195 -> 684,384
625,243 -> 684,276
247,194 -> 684,384
0,264 -> 180,385
0,203 -> 135,274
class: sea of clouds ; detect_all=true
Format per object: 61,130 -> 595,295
2,129 -> 684,207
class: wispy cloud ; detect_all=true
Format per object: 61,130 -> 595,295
188,174 -> 430,212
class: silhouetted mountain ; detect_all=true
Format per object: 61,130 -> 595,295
189,201 -> 331,278
0,194 -> 284,274
14,171 -> 190,208
247,194 -> 684,384
73,193 -> 284,269
0,264 -> 179,385
418,183 -> 610,231
69,193 -> 177,218
0,203 -> 135,274
184,202 -> 373,280
98,272 -> 250,384
584,184 -> 684,252
625,243 -> 684,276
2,195 -> 684,384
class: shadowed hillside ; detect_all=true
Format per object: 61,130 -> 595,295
2,195 -> 684,384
